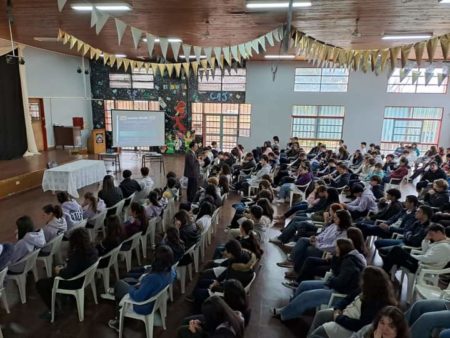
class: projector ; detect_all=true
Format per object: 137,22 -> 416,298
6,54 -> 25,65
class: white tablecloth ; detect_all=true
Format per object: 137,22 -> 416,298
42,160 -> 107,198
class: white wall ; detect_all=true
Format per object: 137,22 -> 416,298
24,47 -> 92,147
243,61 -> 450,152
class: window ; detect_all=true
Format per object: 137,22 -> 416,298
294,68 -> 349,92
291,105 -> 345,150
198,68 -> 246,92
104,100 -> 160,132
387,68 -> 448,94
109,68 -> 154,89
192,103 -> 251,152
381,107 -> 443,154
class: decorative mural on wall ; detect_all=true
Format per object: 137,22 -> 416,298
89,60 -> 245,152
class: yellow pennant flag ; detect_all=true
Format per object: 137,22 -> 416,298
352,52 -> 361,71
390,47 -> 401,70
370,50 -> 379,72
151,63 -> 158,76
200,59 -> 208,70
381,49 -> 389,72
103,53 -> 110,65
123,59 -> 130,72
166,64 -> 174,77
400,44 -> 413,68
414,42 -> 426,66
144,63 -> 150,72
440,35 -> 450,61
76,39 -> 83,52
69,36 -> 77,49
109,55 -> 116,67
63,33 -> 70,45
191,61 -> 199,75
182,62 -> 190,77
82,44 -> 90,56
57,29 -> 64,41
427,37 -> 439,63
158,64 -> 166,77
361,51 -> 370,73
174,63 -> 182,77
94,49 -> 102,60
90,47 -> 96,59
116,58 -> 123,70
136,61 -> 144,70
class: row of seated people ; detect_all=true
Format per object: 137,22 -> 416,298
216,137 -> 450,338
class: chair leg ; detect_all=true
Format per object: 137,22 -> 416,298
188,264 -> 193,281
169,284 -> 173,302
51,289 -> 56,323
45,256 -> 53,278
145,314 -> 155,338
141,238 -> 147,259
289,191 -> 294,207
118,309 -> 125,338
125,253 -> 131,272
114,262 -> 119,281
179,268 -> 186,294
16,276 -> 27,304
135,247 -> 141,266
91,280 -> 98,304
75,290 -> 85,322
1,292 -> 9,314
102,270 -> 110,293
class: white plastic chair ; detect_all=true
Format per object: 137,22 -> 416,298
87,210 -> 107,241
244,272 -> 257,294
122,193 -> 136,222
0,267 -> 10,313
210,207 -> 222,235
51,260 -> 99,322
37,234 -> 64,278
199,227 -> 210,262
161,207 -> 171,233
176,245 -> 196,294
166,198 -> 176,221
118,284 -> 170,338
107,199 -> 126,222
6,249 -> 40,304
168,262 -> 180,302
289,181 -> 312,207
119,232 -> 142,272
141,217 -> 160,258
414,266 -> 450,301
96,246 -> 120,293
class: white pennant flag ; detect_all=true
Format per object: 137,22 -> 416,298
90,8 -> 98,27
258,36 -> 267,52
223,47 -> 231,66
115,19 -> 127,45
159,38 -> 169,59
244,42 -> 253,56
265,31 -> 274,47
411,70 -> 421,85
272,29 -> 281,43
194,46 -> 202,63
146,33 -> 156,57
425,65 -> 435,85
171,41 -> 181,61
231,45 -> 239,62
57,0 -> 67,12
251,39 -> 259,54
182,44 -> 192,59
95,10 -> 110,35
213,47 -> 222,61
437,72 -> 448,86
131,27 -> 142,49
204,47 -> 213,66
238,44 -> 247,59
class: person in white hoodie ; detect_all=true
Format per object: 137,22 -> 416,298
383,223 -> 450,275
82,191 -> 106,220
41,204 -> 67,242
134,167 -> 154,202
8,216 -> 46,274
57,191 -> 84,232
345,184 -> 378,220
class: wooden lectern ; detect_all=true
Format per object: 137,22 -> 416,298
88,129 -> 106,154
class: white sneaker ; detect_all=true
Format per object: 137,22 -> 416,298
274,198 -> 285,204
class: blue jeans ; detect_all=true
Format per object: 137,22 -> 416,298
407,299 -> 450,338
291,238 -> 324,272
441,329 -> 450,338
374,238 -> 403,249
278,220 -> 317,244
284,202 -> 308,218
280,280 -> 332,320
279,183 -> 294,199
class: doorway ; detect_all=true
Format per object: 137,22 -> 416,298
29,98 -> 47,151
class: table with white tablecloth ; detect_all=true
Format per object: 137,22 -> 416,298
42,160 -> 107,198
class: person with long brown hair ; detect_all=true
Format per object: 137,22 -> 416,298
352,306 -> 410,338
308,266 -> 397,338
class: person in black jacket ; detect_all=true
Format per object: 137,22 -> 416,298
369,175 -> 384,200
414,161 -> 447,191
357,188 -> 404,238
424,178 -> 449,208
326,163 -> 351,189
184,141 -> 200,203
307,266 -> 397,337
98,175 -> 123,208
96,215 -> 123,269
36,228 -> 98,320
273,238 -> 366,321
119,169 -> 142,198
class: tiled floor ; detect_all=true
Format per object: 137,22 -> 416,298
0,153 -> 303,338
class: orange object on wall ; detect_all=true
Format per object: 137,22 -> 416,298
73,117 -> 84,130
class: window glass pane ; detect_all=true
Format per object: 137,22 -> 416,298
387,68 -> 448,94
294,68 -> 349,92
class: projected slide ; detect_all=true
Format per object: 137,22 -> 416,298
112,110 -> 165,147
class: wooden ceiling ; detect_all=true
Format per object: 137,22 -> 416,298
0,0 -> 450,60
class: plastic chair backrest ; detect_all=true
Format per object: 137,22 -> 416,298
8,249 -> 40,274
43,233 -> 64,256
244,272 -> 257,293
72,219 -> 88,230
99,246 -> 120,269
108,199 -> 126,217
121,232 -> 142,251
144,217 -> 160,237
211,207 -> 221,225
91,210 -> 107,229
0,267 -> 7,287
55,260 -> 100,290
121,284 -> 170,314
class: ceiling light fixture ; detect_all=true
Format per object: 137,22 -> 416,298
179,55 -> 207,59
33,37 -> 59,42
438,0 -> 450,3
264,55 -> 296,59
71,3 -> 132,11
115,54 -> 127,58
382,33 -> 433,40
246,2 -> 311,9
142,38 -> 182,43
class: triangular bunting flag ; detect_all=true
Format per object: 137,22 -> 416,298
400,66 -> 412,82
76,39 -> 83,52
182,62 -> 190,77
411,70 -> 421,84
258,36 -> 267,52
213,47 -> 222,61
381,49 -> 389,72
146,34 -> 156,57
437,68 -> 448,86
158,64 -> 166,77
200,59 -> 208,70
82,44 -> 90,56
171,41 -> 181,61
425,66 -> 434,85
400,44 -> 412,68
90,47 -> 96,59
223,47 -> 231,66
251,39 -> 259,54
57,29 -> 64,41
218,55 -> 224,69
136,61 -> 144,70
90,8 -> 98,28
57,0 -> 67,12
95,10 -> 110,35
266,31 -> 274,47
123,59 -> 131,72
389,47 -> 401,70
193,46 -> 202,63
238,44 -> 247,59
109,56 -> 116,67
427,37 -> 439,63
166,64 -> 174,77
174,63 -> 182,77
244,42 -> 253,57
272,29 -> 281,43
159,38 -> 169,59
230,45 -> 239,62
69,36 -> 77,49
144,63 -> 150,72
115,19 -> 127,45
277,26 -> 284,42
94,49 -> 101,60
151,63 -> 158,76
116,58 -> 123,70
103,53 -> 110,65
191,61 -> 199,75
131,27 -> 142,49
414,42 -> 426,66
204,47 -> 213,67
182,44 -> 192,60
440,35 -> 450,61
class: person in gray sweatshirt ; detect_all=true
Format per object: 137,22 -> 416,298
41,204 -> 67,242
8,216 -> 46,273
57,192 -> 84,232
345,183 -> 378,220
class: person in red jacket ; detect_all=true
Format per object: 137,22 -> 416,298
383,157 -> 409,184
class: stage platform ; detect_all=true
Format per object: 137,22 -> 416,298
0,150 -> 85,199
